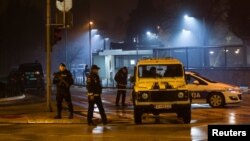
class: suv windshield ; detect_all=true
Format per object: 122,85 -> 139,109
19,63 -> 43,74
138,64 -> 183,78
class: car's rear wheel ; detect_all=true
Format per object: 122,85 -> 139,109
208,93 -> 225,108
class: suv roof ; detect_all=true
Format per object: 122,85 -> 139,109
137,58 -> 183,65
185,71 -> 200,75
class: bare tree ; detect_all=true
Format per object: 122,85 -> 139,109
228,0 -> 250,45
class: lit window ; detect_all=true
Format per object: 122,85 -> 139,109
130,60 -> 135,65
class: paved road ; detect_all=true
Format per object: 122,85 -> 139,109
0,86 -> 249,141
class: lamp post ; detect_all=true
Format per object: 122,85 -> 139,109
89,21 -> 93,66
46,0 -> 52,112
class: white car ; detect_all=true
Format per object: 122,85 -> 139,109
185,71 -> 242,108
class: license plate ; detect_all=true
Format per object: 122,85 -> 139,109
155,104 -> 172,109
29,78 -> 37,80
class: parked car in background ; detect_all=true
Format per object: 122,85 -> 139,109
1,68 -> 23,98
186,71 -> 242,108
18,62 -> 45,93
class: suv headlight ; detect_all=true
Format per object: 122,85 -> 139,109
141,92 -> 149,100
178,92 -> 184,98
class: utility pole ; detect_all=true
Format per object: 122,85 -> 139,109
88,0 -> 92,66
46,0 -> 53,112
89,21 -> 92,66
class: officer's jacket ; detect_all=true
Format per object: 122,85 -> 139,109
53,69 -> 73,89
86,72 -> 102,94
114,69 -> 128,86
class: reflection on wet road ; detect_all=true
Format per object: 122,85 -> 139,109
0,87 -> 249,141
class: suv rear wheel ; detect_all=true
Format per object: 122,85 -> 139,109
177,105 -> 191,124
182,105 -> 191,123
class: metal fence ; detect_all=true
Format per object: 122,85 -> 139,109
73,76 -> 134,88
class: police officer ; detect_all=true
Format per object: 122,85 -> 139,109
53,63 -> 74,119
86,64 -> 107,126
83,65 -> 90,85
114,67 -> 128,107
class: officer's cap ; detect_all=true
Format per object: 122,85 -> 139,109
60,63 -> 66,67
91,64 -> 100,70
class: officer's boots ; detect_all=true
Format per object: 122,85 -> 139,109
54,111 -> 62,119
54,114 -> 62,119
68,112 -> 73,119
68,105 -> 74,119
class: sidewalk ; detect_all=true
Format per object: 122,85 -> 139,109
0,94 -> 25,102
0,95 -> 87,124
0,86 -> 133,124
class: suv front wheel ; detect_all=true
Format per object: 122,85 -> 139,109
134,107 -> 142,124
182,105 -> 191,123
177,105 -> 191,124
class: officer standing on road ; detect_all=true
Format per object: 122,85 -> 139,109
114,67 -> 128,107
53,63 -> 74,119
86,64 -> 108,126
83,65 -> 90,85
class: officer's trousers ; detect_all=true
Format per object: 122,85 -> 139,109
115,85 -> 126,105
87,95 -> 107,123
56,88 -> 74,116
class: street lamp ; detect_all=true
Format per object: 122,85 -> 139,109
183,14 -> 206,46
89,21 -> 93,66
104,38 -> 109,50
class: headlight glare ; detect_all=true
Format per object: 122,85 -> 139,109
178,92 -> 184,98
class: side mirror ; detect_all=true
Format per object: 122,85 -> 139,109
193,80 -> 199,85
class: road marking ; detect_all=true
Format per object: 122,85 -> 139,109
0,94 -> 25,102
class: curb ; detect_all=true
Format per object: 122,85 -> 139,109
0,115 -> 88,124
0,94 -> 25,102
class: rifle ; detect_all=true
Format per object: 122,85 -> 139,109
53,73 -> 70,87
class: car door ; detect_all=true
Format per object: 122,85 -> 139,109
186,74 -> 210,104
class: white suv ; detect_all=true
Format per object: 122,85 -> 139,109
186,71 -> 242,108
132,58 -> 191,124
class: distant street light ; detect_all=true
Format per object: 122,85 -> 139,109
184,14 -> 189,20
183,13 -> 206,46
104,38 -> 109,50
146,31 -> 151,36
182,29 -> 191,33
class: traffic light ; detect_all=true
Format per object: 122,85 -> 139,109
51,27 -> 62,46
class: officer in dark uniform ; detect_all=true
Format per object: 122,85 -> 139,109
86,64 -> 107,126
114,67 -> 128,107
53,63 -> 74,119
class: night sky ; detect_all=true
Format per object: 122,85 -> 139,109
0,0 -> 138,74
0,0 -> 249,75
